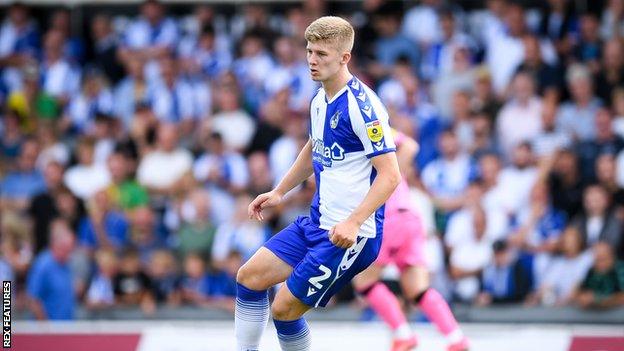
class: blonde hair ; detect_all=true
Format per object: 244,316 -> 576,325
305,16 -> 354,52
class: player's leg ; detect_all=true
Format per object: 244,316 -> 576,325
400,266 -> 469,351
353,261 -> 414,346
235,218 -> 308,351
395,213 -> 468,351
235,248 -> 293,351
271,284 -> 313,351
270,217 -> 383,351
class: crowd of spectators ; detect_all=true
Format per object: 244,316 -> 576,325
1,0 -> 624,320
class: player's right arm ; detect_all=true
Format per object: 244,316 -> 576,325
248,139 -> 313,221
393,129 -> 419,176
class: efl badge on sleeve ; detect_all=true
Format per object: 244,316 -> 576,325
366,121 -> 383,142
330,111 -> 341,129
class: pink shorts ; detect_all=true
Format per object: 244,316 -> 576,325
375,210 -> 426,270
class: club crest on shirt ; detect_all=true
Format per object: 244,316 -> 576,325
365,120 -> 383,142
330,110 -> 341,129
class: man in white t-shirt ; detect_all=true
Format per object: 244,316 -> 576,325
137,123 -> 193,195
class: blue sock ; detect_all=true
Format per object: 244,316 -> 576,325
235,283 -> 269,351
273,318 -> 311,351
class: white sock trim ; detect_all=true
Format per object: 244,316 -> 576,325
446,328 -> 464,344
394,324 -> 413,340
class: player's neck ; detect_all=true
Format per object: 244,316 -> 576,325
322,68 -> 352,101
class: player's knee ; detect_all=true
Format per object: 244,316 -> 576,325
236,263 -> 263,290
271,300 -> 298,321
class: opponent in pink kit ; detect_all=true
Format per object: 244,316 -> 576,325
353,130 -> 470,351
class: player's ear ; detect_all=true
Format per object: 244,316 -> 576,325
341,51 -> 351,65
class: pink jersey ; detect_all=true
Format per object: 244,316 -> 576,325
384,131 -> 417,215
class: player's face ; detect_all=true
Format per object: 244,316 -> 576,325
306,41 -> 347,82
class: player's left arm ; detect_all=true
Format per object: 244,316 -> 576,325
329,152 -> 401,248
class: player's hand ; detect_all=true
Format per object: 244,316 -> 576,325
248,190 -> 283,221
329,219 -> 360,248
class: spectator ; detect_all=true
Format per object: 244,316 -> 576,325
594,40 -> 624,105
401,0 -> 444,47
211,194 -> 269,266
1,212 -> 33,278
269,116 -> 307,187
448,205 -> 496,302
548,149 -> 584,218
28,161 -> 66,253
600,0 -> 624,39
178,18 -> 231,80
575,108 -> 624,183
232,30 -> 274,113
180,252 -> 235,309
529,226 -> 593,306
40,29 -> 80,104
249,76 -> 287,154
114,57 -> 150,128
445,182 -> 508,251
573,184 -> 623,252
470,68 -> 501,122
537,0 -> 576,58
78,189 -> 129,251
1,138 -> 46,212
35,123 -> 70,169
247,152 -> 274,197
26,219 -> 77,320
49,8 -> 84,63
0,111 -> 25,160
468,112 -> 497,158
85,248 -> 118,310
149,57 -> 200,134
63,136 -> 111,200
89,14 -> 124,85
6,64 -> 60,130
532,97 -> 571,158
106,151 -> 149,211
449,90 -> 474,152
485,3 -> 556,94
119,0 -> 179,64
595,153 -> 624,211
0,3 -> 39,93
175,189 -> 216,260
209,86 -> 256,152
612,87 -> 624,139
573,242 -> 624,309
432,46 -> 477,120
147,249 -> 181,305
266,36 -> 317,113
137,123 -> 193,196
128,206 -> 164,264
515,34 -> 563,97
371,5 -> 420,79
496,143 -> 539,216
61,70 -> 114,134
194,131 -> 248,224
496,71 -> 543,159
509,181 -> 566,284
421,129 -> 473,215
556,64 -> 602,142
422,9 -> 475,81
478,153 -> 505,212
113,248 -> 155,314
475,239 -> 532,306
573,13 -> 602,72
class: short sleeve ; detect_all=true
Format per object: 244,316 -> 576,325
26,259 -> 45,299
347,84 -> 396,158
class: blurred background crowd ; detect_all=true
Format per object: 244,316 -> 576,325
1,0 -> 624,321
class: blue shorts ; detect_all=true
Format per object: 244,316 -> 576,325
264,216 -> 382,308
